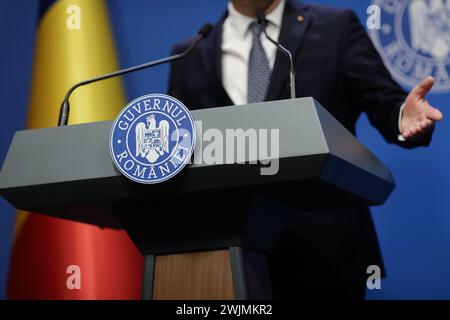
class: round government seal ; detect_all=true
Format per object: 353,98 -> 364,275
110,94 -> 196,184
369,0 -> 450,93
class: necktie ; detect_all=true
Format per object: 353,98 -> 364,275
247,21 -> 271,104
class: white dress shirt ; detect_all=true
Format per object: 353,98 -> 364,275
222,0 -> 286,105
221,0 -> 405,139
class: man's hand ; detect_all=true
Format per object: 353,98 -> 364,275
401,76 -> 443,140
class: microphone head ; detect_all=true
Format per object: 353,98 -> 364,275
198,23 -> 213,38
255,8 -> 267,26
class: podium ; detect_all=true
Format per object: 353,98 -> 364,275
0,97 -> 395,299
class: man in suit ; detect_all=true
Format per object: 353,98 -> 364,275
168,0 -> 443,299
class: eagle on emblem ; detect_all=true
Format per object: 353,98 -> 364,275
135,114 -> 170,163
409,0 -> 450,60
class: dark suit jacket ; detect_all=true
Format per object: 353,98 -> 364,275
168,1 -> 430,289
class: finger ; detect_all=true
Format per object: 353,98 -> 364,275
420,119 -> 434,131
426,106 -> 443,121
413,76 -> 434,98
403,131 -> 413,139
404,121 -> 434,139
406,125 -> 425,138
404,127 -> 418,139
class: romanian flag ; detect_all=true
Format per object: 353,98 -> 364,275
7,0 -> 143,299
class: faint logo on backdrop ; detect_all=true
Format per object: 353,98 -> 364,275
110,94 -> 196,184
369,0 -> 450,93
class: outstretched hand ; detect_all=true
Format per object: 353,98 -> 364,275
401,76 -> 443,140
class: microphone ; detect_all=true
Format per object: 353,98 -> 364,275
255,9 -> 296,100
57,23 -> 213,126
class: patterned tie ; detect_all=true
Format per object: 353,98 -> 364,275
247,21 -> 271,104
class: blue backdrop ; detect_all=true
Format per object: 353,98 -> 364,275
0,0 -> 449,299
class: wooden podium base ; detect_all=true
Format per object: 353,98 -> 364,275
141,247 -> 272,300
153,250 -> 234,300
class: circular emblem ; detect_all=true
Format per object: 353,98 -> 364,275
110,94 -> 196,184
369,0 -> 450,93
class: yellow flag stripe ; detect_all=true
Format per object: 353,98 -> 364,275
14,0 -> 126,238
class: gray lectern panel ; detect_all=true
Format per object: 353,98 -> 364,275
0,97 -> 395,229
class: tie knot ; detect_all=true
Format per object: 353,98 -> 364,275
249,21 -> 264,37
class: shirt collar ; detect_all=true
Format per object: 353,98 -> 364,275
227,0 -> 285,38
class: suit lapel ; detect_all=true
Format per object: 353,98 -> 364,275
200,13 -> 234,107
266,1 -> 311,101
